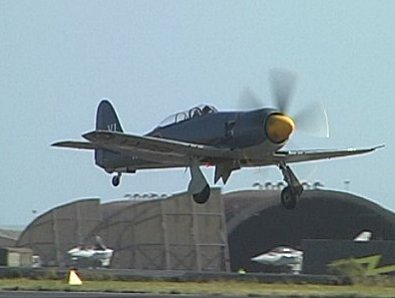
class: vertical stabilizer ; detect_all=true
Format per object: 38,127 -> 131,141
96,100 -> 123,132
95,99 -> 123,168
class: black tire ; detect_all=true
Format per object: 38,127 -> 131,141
192,185 -> 211,204
112,175 -> 120,187
281,187 -> 297,209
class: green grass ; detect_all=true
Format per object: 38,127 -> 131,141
1,279 -> 395,297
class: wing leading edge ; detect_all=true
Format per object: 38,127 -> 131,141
82,130 -> 237,160
272,145 -> 384,164
52,130 -> 236,167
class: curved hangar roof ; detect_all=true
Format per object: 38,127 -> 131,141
224,190 -> 395,272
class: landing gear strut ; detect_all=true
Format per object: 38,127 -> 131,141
188,163 -> 211,204
279,162 -> 303,209
112,173 -> 121,187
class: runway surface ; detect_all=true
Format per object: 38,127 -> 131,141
0,292 -> 234,298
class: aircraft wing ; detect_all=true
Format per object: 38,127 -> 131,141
272,145 -> 384,164
81,130 -> 237,161
53,130 -> 383,168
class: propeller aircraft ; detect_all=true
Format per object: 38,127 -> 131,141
52,70 -> 382,209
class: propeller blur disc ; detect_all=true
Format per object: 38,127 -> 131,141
239,87 -> 262,110
270,68 -> 298,113
293,102 -> 330,138
239,69 -> 329,138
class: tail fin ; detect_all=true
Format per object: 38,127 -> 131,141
95,99 -> 123,169
96,100 -> 123,132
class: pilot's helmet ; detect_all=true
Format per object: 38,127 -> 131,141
202,105 -> 211,114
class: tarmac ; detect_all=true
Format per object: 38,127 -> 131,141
0,292 -> 207,298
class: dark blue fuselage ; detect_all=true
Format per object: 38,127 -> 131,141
147,108 -> 277,149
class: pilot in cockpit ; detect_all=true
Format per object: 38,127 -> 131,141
192,108 -> 201,118
202,105 -> 212,115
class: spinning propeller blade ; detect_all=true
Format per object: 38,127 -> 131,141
270,68 -> 297,113
293,102 -> 330,138
239,69 -> 330,138
239,87 -> 262,110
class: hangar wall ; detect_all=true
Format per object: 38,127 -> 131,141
0,231 -> 19,247
17,199 -> 102,267
302,240 -> 395,275
17,189 -> 230,271
15,189 -> 395,273
87,188 -> 230,271
224,190 -> 395,272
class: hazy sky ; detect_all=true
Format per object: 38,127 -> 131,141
1,1 -> 394,226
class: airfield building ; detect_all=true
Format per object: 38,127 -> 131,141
16,189 -> 395,272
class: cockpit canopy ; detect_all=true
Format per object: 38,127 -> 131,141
158,104 -> 218,128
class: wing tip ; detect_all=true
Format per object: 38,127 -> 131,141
373,144 -> 385,150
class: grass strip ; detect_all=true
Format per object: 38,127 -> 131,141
0,279 -> 394,297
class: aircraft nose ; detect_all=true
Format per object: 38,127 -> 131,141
266,114 -> 295,143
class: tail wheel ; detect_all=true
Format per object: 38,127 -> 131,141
112,174 -> 121,187
281,187 -> 297,209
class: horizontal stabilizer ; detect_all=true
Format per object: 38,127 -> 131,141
51,141 -> 99,150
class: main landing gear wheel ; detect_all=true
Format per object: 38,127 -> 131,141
281,187 -> 297,210
112,174 -> 121,187
192,185 -> 211,204
279,162 -> 303,210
